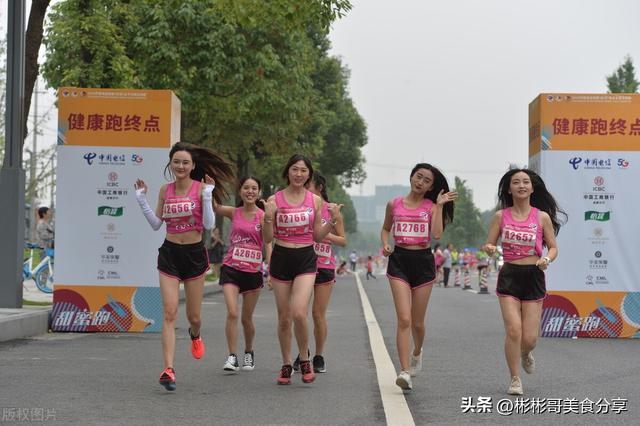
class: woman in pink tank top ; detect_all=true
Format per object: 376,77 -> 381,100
134,142 -> 234,391
299,172 -> 347,374
214,176 -> 272,373
484,168 -> 566,396
381,163 -> 458,391
262,154 -> 343,385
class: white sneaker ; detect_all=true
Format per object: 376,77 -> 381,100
521,351 -> 535,374
507,376 -> 523,395
395,371 -> 413,390
223,354 -> 239,372
242,351 -> 255,371
410,349 -> 423,377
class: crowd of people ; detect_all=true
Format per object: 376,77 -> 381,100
135,144 -> 565,397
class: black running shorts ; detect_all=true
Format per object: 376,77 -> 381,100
157,239 -> 209,282
315,267 -> 336,286
386,246 -> 436,290
496,263 -> 546,302
269,245 -> 317,283
219,264 -> 263,294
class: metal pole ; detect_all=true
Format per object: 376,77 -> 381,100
0,0 -> 26,308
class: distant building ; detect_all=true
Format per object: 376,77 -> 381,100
352,185 -> 409,228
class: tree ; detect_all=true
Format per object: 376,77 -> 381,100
42,1 -> 364,186
440,177 -> 485,248
607,56 -> 639,93
23,0 -> 53,143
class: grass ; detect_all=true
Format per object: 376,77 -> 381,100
22,299 -> 53,306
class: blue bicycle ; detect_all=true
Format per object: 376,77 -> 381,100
23,243 -> 55,293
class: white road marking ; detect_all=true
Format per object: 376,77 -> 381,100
354,272 -> 415,426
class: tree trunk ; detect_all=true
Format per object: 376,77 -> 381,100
22,0 -> 51,145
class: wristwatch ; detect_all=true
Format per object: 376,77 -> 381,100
329,218 -> 338,226
542,256 -> 552,264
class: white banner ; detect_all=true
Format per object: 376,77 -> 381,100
540,150 -> 637,292
55,146 -> 168,287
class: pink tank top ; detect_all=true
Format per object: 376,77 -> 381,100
274,190 -> 315,245
391,197 -> 433,247
223,208 -> 264,273
500,207 -> 544,262
162,180 -> 203,234
315,203 -> 335,269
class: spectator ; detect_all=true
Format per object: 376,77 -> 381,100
366,256 -> 376,280
442,243 -> 453,287
36,206 -> 55,250
349,250 -> 358,271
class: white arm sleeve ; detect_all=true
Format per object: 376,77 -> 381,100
135,189 -> 163,231
202,184 -> 215,230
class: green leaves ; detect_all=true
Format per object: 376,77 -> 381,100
607,56 -> 639,93
42,0 -> 366,217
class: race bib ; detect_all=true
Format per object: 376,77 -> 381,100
394,220 -> 429,238
162,198 -> 194,219
501,228 -> 536,247
231,246 -> 262,264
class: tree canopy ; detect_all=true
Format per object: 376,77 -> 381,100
42,0 -> 366,199
607,56 -> 639,93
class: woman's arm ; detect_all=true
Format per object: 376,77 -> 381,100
381,200 -> 394,256
536,212 -> 558,270
483,210 -> 502,255
262,196 -> 277,244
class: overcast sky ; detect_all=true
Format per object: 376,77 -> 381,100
328,0 -> 640,210
4,1 -> 640,210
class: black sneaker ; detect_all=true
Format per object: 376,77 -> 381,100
223,353 -> 240,372
313,355 -> 326,373
292,349 -> 310,373
242,351 -> 255,371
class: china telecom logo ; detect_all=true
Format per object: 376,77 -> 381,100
569,157 -> 582,170
84,153 -> 97,165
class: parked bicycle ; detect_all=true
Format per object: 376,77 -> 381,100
23,242 -> 55,293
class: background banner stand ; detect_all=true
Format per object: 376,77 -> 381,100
52,88 -> 180,332
529,93 -> 639,338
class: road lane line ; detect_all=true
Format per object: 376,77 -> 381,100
354,272 -> 415,426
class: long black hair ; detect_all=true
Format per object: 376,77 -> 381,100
236,176 -> 265,210
498,168 -> 567,236
410,163 -> 455,228
281,154 -> 314,186
164,141 -> 234,204
311,172 -> 329,202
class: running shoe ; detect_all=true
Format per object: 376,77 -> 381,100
277,364 -> 293,385
313,355 -> 326,373
292,349 -> 310,373
159,367 -> 176,391
189,328 -> 205,360
299,360 -> 316,383
507,376 -> 523,395
395,371 -> 412,391
522,351 -> 535,374
242,351 -> 255,371
410,349 -> 423,377
223,354 -> 240,372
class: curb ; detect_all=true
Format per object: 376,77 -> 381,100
0,281 -> 220,343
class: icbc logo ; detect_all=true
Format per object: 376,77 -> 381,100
593,176 -> 604,186
108,172 -> 118,182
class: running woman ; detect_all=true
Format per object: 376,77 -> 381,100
381,163 -> 457,391
214,176 -> 272,373
134,142 -> 233,391
263,154 -> 343,385
484,168 -> 565,396
292,172 -> 347,374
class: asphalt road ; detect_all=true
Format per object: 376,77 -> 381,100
1,269 -> 637,425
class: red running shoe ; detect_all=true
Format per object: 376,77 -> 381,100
159,367 -> 176,391
189,328 -> 205,360
300,360 -> 315,383
277,364 -> 293,385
